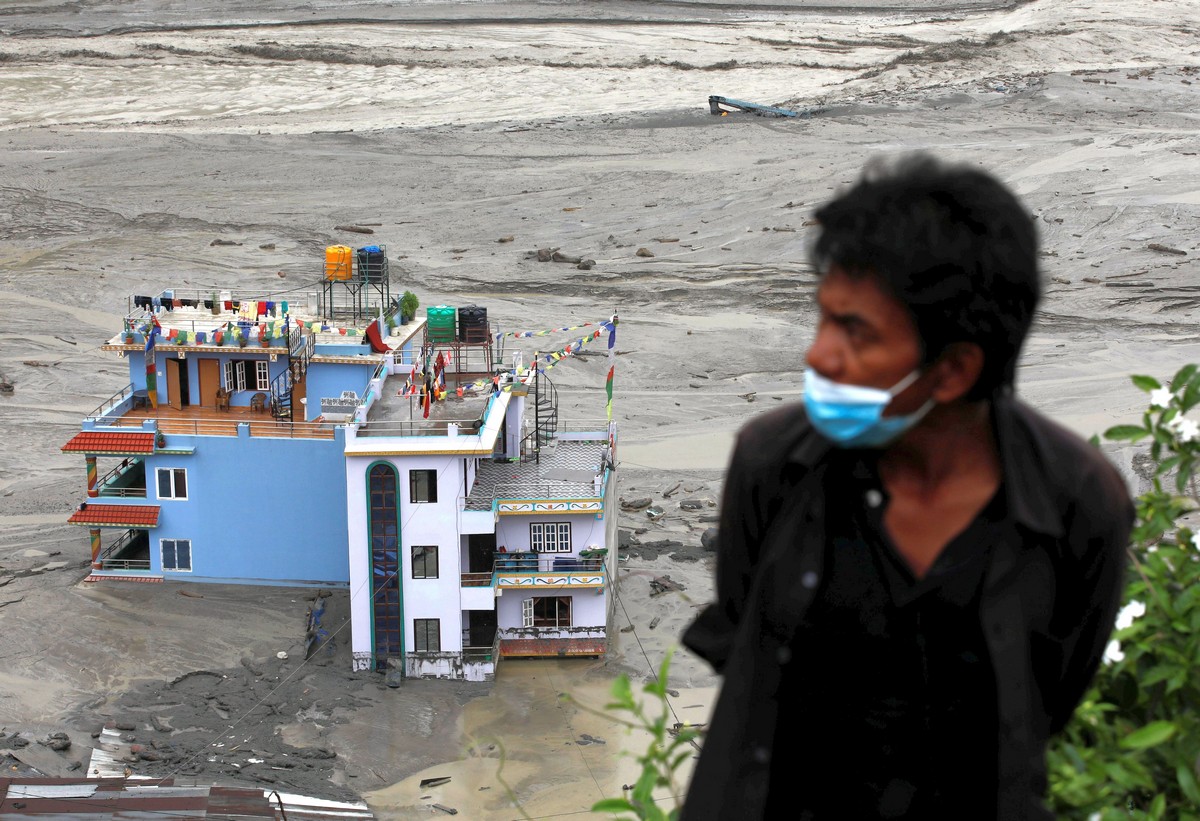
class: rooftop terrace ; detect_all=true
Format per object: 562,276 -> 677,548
465,438 -> 607,511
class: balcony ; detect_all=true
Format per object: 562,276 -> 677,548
98,529 -> 151,572
97,458 -> 146,498
460,552 -> 607,594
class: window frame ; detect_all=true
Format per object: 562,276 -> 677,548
161,538 -> 192,572
156,467 -> 188,500
530,522 -> 571,553
224,359 -> 268,393
411,545 -> 439,579
413,618 -> 441,653
529,596 -> 572,628
409,469 -> 438,504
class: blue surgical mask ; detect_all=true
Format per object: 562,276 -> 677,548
803,367 -> 934,448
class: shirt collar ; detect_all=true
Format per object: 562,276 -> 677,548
787,391 -> 1065,538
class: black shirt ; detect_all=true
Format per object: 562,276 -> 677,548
768,455 -> 1003,819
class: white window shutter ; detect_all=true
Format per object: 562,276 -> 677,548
522,598 -> 534,628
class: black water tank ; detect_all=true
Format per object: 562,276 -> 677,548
356,245 -> 387,283
458,305 -> 488,342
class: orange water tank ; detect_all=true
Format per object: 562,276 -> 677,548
325,245 -> 353,281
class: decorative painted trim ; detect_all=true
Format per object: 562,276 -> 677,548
496,499 -> 603,515
353,448 -> 494,457
496,574 -> 604,589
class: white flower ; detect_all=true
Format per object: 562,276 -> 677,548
1103,639 -> 1125,665
1088,814 -> 1102,821
1115,600 -> 1146,630
1180,531 -> 1197,551
1178,417 -> 1200,443
1150,386 -> 1174,408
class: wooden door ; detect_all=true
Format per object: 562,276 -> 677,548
198,359 -> 219,408
166,359 -> 183,410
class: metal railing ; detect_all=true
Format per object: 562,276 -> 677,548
88,384 -> 134,419
492,481 -> 602,501
97,486 -> 147,499
459,555 -> 606,588
96,458 -> 145,498
495,555 -> 605,574
99,530 -> 151,571
356,417 -> 482,438
462,631 -> 502,663
94,416 -> 336,440
102,558 -> 152,571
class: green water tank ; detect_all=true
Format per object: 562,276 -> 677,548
427,305 -> 457,342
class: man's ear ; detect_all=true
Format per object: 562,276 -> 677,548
930,342 -> 985,403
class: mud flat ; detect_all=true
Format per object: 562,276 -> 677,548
2,0 -> 1200,816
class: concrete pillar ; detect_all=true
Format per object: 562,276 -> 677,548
86,455 -> 98,498
90,529 -> 102,570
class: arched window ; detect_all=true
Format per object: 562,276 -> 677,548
368,463 -> 401,670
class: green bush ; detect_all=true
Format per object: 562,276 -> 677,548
1048,366 -> 1200,820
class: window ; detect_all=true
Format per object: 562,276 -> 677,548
368,464 -> 401,667
162,539 -> 192,571
530,522 -> 571,553
223,359 -> 269,393
414,618 -> 441,653
523,596 -> 572,628
156,468 -> 187,500
412,545 -> 439,579
410,469 -> 438,503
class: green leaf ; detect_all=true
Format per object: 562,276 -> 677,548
610,675 -> 634,708
1178,764 -> 1200,804
1182,376 -> 1200,412
592,797 -> 637,813
1106,425 -> 1152,442
1133,374 -> 1163,392
1119,721 -> 1178,750
1172,364 -> 1199,392
1155,455 -> 1182,476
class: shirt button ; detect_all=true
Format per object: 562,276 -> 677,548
776,646 -> 792,665
752,746 -> 771,765
801,571 -> 819,589
865,489 -> 883,508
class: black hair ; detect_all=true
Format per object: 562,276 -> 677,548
811,154 -> 1040,400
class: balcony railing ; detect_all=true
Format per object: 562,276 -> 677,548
88,384 -> 134,419
460,554 -> 607,588
94,416 -> 336,440
99,530 -> 151,571
462,631 -> 502,663
97,458 -> 146,498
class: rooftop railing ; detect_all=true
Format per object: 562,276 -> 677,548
88,384 -> 134,419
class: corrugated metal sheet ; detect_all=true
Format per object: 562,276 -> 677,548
0,778 -> 374,820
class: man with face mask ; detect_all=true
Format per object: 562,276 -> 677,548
679,155 -> 1133,820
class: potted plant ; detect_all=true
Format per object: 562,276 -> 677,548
238,332 -> 247,348
260,331 -> 271,348
400,291 -> 419,323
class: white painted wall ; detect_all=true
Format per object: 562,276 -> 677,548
496,513 -> 606,555
347,452 -> 466,668
496,589 -> 607,632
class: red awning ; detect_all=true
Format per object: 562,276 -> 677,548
62,431 -> 156,455
68,504 -> 160,528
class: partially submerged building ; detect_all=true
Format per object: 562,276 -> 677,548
62,264 -> 619,681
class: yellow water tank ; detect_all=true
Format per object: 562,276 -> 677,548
325,245 -> 354,281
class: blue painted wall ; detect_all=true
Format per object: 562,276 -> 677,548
146,425 -> 350,585
125,349 -> 290,408
305,360 -> 377,421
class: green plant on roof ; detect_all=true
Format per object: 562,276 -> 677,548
400,291 -> 419,321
